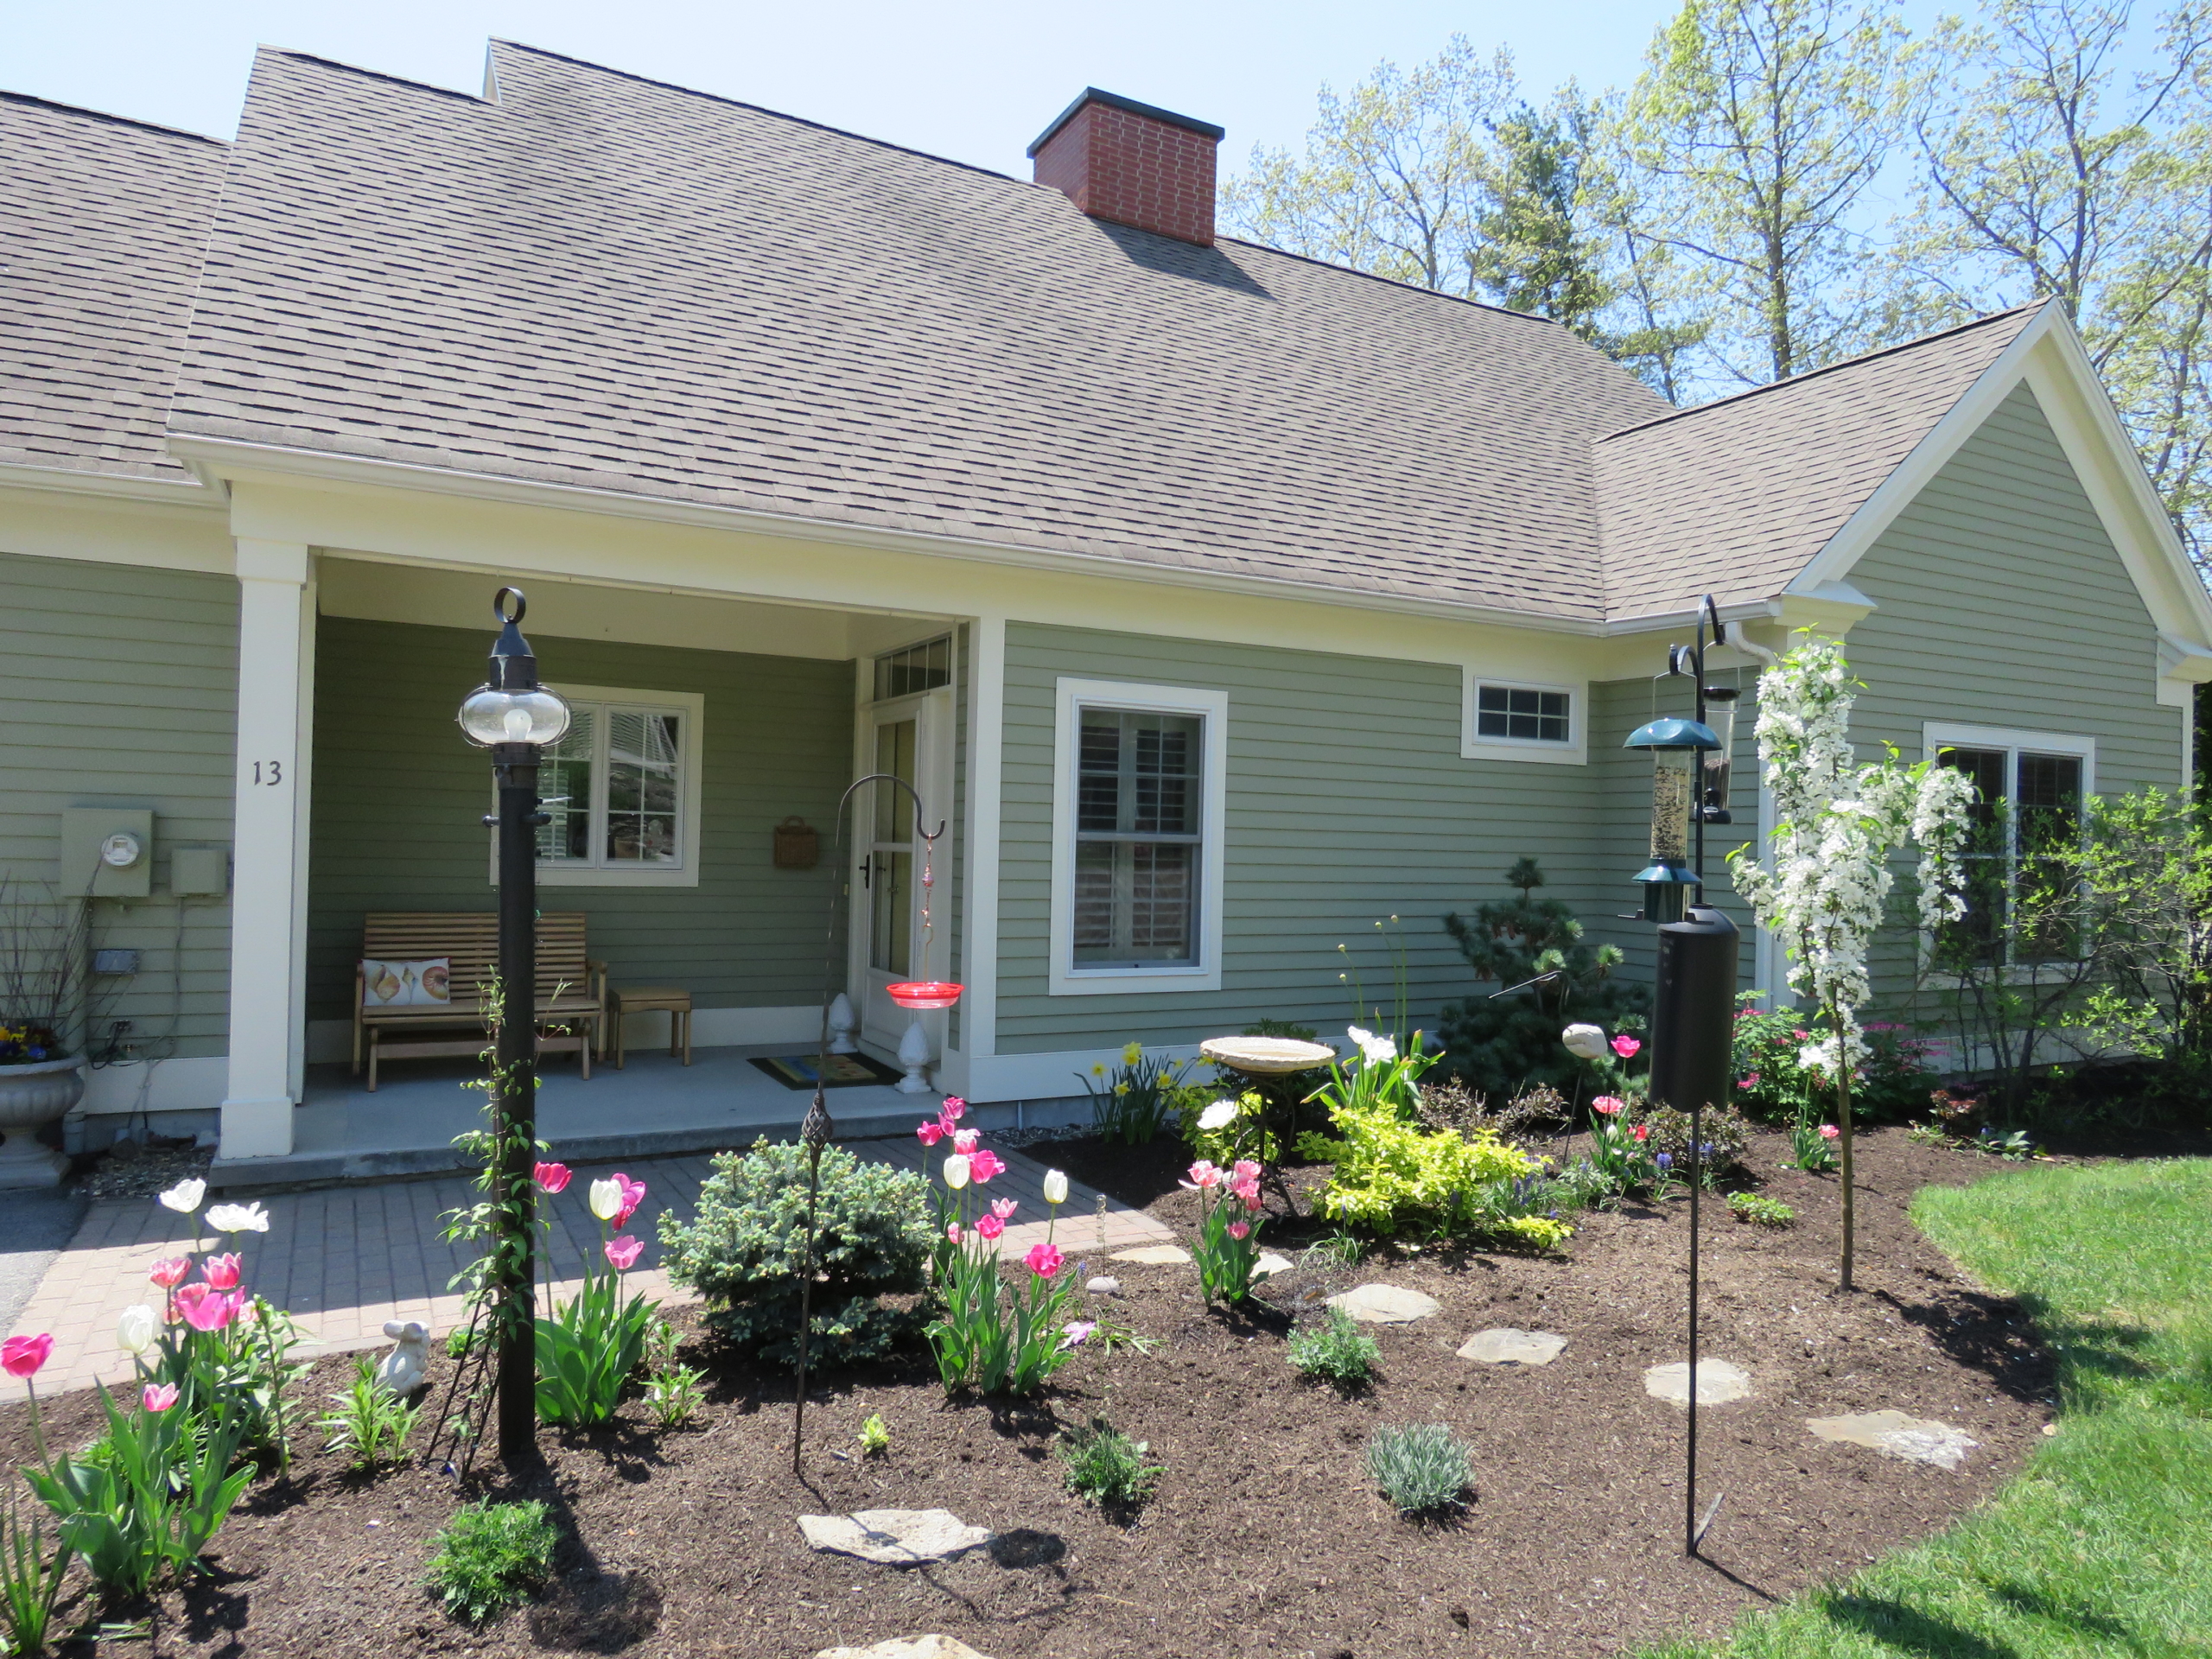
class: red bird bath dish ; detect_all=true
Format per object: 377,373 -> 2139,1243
885,981 -> 963,1010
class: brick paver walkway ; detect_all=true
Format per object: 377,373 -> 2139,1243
2,1137 -> 1170,1402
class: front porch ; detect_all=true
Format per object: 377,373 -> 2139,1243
211,548 -> 983,1165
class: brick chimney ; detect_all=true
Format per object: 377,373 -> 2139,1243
1027,88 -> 1224,247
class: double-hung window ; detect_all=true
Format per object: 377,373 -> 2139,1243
497,684 -> 706,887
1050,680 -> 1227,994
1926,723 -> 2093,965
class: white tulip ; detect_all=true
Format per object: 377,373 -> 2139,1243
943,1154 -> 971,1190
1042,1169 -> 1069,1205
157,1179 -> 206,1215
1196,1101 -> 1238,1132
588,1178 -> 624,1222
115,1303 -> 159,1356
204,1201 -> 269,1234
1560,1024 -> 1609,1061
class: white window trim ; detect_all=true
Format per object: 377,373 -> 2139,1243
1461,671 -> 1586,765
1049,677 -> 1227,996
1920,721 -> 2097,979
487,683 -> 706,889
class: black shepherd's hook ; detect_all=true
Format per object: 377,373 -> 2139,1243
793,770 -> 945,1475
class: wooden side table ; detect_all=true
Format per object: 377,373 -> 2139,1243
612,987 -> 693,1068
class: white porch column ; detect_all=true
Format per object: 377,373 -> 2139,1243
957,616 -> 1006,1077
220,540 -> 316,1159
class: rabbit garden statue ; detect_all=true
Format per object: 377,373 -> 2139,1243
378,1319 -> 431,1395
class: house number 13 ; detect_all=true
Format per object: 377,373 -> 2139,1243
251,761 -> 284,785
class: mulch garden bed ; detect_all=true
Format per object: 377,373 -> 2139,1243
0,1128 -> 2067,1659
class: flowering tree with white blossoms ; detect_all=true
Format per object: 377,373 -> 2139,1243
1727,636 -> 1976,1292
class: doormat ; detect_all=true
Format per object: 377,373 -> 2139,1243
750,1052 -> 904,1090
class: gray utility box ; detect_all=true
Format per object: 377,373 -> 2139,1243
60,806 -> 154,899
170,846 -> 229,898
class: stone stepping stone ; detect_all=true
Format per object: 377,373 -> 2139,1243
815,1640 -> 995,1659
1253,1251 -> 1294,1279
1808,1410 -> 1979,1470
1458,1327 -> 1567,1366
798,1509 -> 992,1566
1084,1275 -> 1121,1295
1326,1283 -> 1441,1324
1643,1359 -> 1753,1406
1109,1244 -> 1191,1266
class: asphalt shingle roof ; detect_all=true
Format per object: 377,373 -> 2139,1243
1594,306 -> 2044,621
0,93 -> 226,484
6,42 -> 2040,623
165,43 -> 1669,621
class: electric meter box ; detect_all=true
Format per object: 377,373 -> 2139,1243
60,807 -> 154,899
170,846 -> 229,898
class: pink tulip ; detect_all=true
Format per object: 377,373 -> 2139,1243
941,1096 -> 966,1122
1227,1220 -> 1250,1240
604,1234 -> 643,1271
968,1148 -> 1006,1184
1592,1096 -> 1624,1116
1632,1124 -> 1650,1142
946,1222 -> 963,1245
147,1256 -> 189,1289
1185,1160 -> 1222,1189
174,1284 -> 240,1333
143,1382 -> 179,1414
1059,1320 -> 1096,1350
202,1253 -> 243,1291
1025,1241 -> 1065,1279
990,1198 -> 1018,1221
1232,1159 -> 1262,1185
916,1121 -> 944,1147
1,1334 -> 53,1379
1820,1123 -> 1840,1141
535,1161 -> 573,1193
1243,1191 -> 1262,1213
1611,1034 -> 1642,1058
1738,1073 -> 1762,1090
611,1173 -> 647,1227
952,1128 -> 980,1154
975,1214 -> 1004,1241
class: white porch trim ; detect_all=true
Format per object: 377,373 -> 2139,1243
220,539 -> 315,1159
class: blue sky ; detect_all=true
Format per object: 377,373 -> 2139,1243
9,0 -> 1681,176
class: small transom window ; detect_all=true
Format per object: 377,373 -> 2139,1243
1477,684 -> 1571,744
874,636 -> 952,701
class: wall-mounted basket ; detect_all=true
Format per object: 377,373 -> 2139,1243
772,817 -> 820,870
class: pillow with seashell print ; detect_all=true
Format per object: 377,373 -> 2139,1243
360,957 -> 451,1007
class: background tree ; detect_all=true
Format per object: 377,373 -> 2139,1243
1438,858 -> 1649,1100
1469,90 -> 1613,331
1219,35 -> 1513,295
1624,0 -> 1906,389
1897,0 -> 2212,563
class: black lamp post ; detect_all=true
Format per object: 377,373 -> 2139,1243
1627,594 -> 1740,1559
457,587 -> 571,1465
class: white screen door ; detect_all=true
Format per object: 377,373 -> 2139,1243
854,688 -> 953,1053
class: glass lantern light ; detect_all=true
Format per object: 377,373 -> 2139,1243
1625,714 -> 1722,923
458,589 -> 572,752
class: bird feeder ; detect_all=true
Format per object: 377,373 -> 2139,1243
1700,686 -> 1738,825
1624,715 -> 1722,924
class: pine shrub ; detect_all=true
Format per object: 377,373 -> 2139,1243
658,1138 -> 931,1364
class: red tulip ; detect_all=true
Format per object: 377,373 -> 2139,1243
1611,1034 -> 1642,1058
941,1096 -> 965,1121
535,1161 -> 573,1193
611,1173 -> 647,1227
967,1148 -> 1006,1184
174,1284 -> 241,1332
975,1213 -> 1004,1241
1,1334 -> 53,1379
916,1121 -> 944,1147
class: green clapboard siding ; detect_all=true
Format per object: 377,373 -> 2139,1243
0,550 -> 238,1057
1841,380 -> 2179,1003
993,624 -> 1614,1056
307,617 -> 855,1021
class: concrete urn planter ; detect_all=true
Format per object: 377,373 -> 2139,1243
0,1056 -> 81,1188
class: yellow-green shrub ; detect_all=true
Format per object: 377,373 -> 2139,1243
1297,1100 -> 1548,1237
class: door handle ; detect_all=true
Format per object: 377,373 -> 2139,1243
859,854 -> 872,889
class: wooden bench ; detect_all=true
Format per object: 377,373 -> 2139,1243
353,912 -> 608,1090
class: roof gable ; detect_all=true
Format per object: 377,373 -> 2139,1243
1591,306 -> 2044,624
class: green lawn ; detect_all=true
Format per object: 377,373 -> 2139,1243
1640,1158 -> 2212,1658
